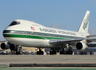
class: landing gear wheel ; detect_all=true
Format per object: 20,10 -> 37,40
16,51 -> 20,55
37,48 -> 44,55
50,51 -> 56,55
60,51 -> 66,54
37,51 -> 44,55
66,47 -> 73,55
66,50 -> 73,55
60,48 -> 66,54
16,46 -> 22,55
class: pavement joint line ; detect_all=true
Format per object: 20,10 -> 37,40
9,63 -> 96,67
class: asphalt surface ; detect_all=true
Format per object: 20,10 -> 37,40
0,55 -> 96,64
0,67 -> 96,70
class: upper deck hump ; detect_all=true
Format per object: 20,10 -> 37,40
15,19 -> 45,27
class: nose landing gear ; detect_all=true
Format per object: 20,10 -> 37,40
16,45 -> 22,55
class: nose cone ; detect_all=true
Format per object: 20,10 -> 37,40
2,29 -> 10,38
3,30 -> 6,34
3,30 -> 6,38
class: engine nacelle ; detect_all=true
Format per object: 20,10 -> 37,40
10,44 -> 16,51
1,42 -> 16,51
1,42 -> 10,50
76,42 -> 88,50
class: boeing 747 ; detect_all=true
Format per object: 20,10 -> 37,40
1,10 -> 96,55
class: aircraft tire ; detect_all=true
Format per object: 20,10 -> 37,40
50,51 -> 56,55
60,51 -> 65,54
16,51 -> 20,55
37,51 -> 44,55
66,50 -> 73,55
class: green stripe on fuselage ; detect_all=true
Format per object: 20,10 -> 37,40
3,34 -> 69,40
3,30 -> 84,40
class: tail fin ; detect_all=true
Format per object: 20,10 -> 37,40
78,10 -> 90,33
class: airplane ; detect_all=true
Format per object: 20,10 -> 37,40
1,10 -> 96,55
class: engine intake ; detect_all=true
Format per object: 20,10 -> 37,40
76,42 -> 88,50
1,42 -> 10,49
10,44 -> 16,51
1,42 -> 16,51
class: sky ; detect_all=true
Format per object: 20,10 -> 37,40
0,0 -> 96,40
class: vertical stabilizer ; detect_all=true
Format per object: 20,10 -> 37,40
78,10 -> 90,33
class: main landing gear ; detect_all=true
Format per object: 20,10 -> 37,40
60,48 -> 66,54
65,44 -> 73,55
50,44 -> 73,55
50,47 -> 73,55
37,48 -> 44,55
66,47 -> 73,55
50,48 -> 56,55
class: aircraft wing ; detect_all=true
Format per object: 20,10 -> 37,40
49,38 -> 96,45
49,39 -> 83,45
86,38 -> 96,43
86,35 -> 96,38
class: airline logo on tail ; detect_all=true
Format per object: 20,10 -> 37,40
83,20 -> 88,30
78,10 -> 90,33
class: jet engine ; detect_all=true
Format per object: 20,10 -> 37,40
1,42 -> 16,51
76,42 -> 88,50
1,42 -> 10,49
10,44 -> 16,51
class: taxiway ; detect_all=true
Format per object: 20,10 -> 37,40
0,55 -> 96,64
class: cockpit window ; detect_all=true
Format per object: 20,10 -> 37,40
9,21 -> 20,26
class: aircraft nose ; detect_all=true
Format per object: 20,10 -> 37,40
3,30 -> 6,34
2,30 -> 8,38
3,30 -> 6,37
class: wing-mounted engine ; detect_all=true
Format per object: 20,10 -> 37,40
76,41 -> 88,50
1,42 -> 16,51
1,41 -> 10,49
10,44 -> 16,51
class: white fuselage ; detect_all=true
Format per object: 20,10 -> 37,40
3,19 -> 88,48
